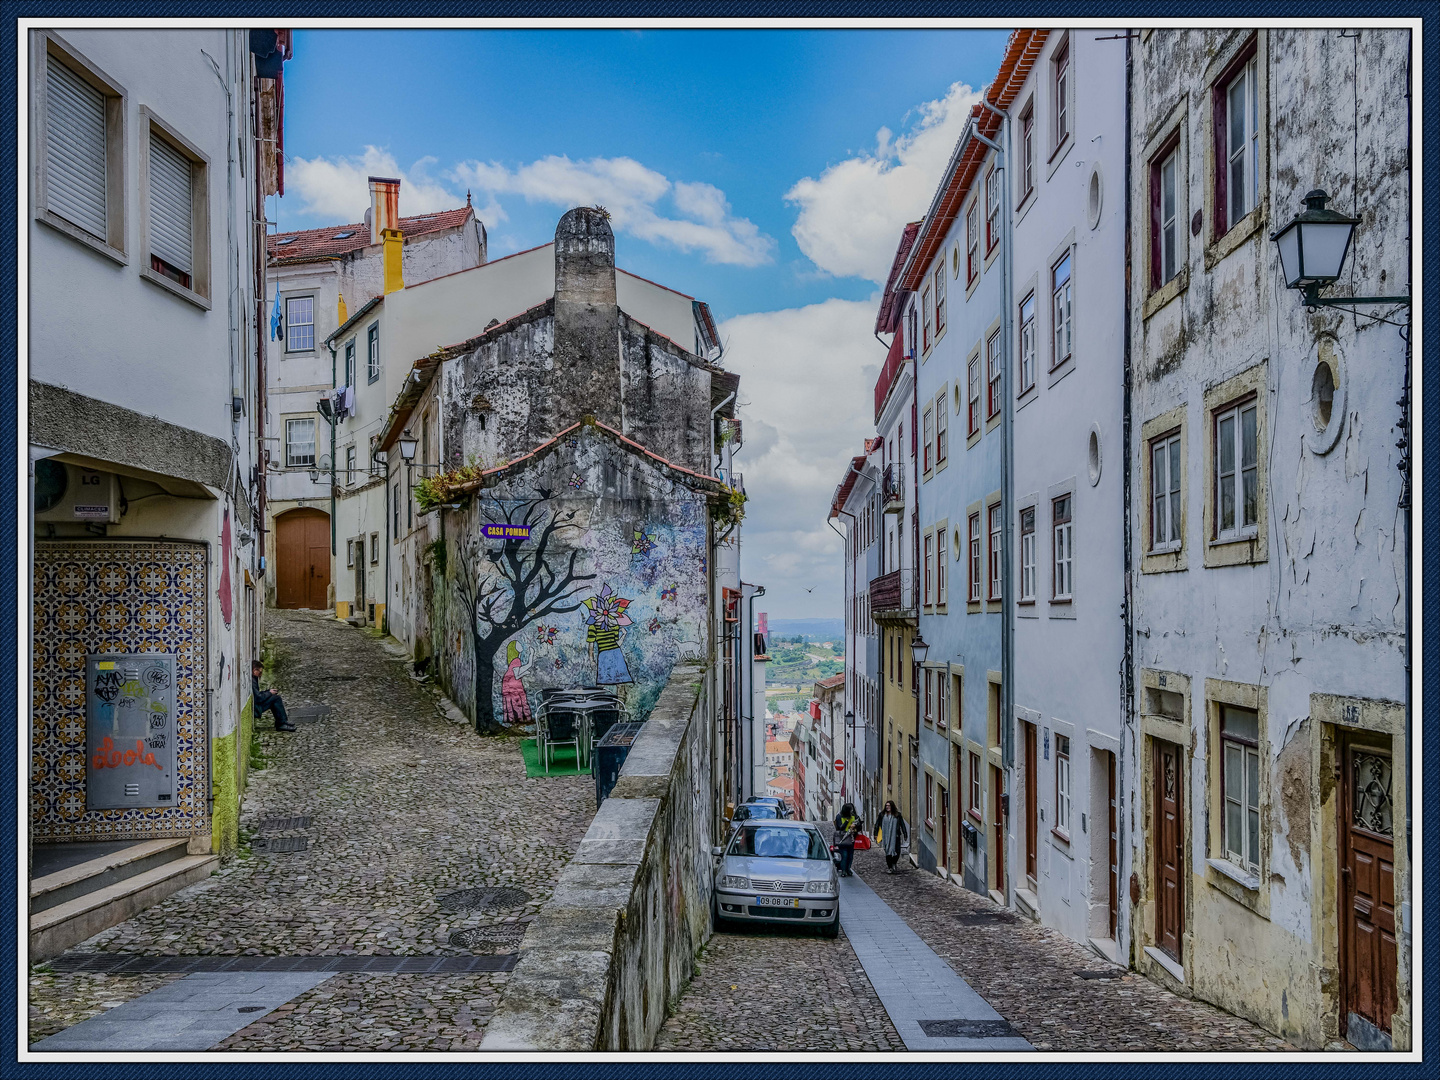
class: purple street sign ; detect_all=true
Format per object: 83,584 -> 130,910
483,524 -> 531,540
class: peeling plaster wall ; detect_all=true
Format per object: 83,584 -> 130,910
1128,28 -> 1409,1049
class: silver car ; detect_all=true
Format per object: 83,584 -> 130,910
711,819 -> 840,938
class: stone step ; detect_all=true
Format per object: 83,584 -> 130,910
30,853 -> 220,962
31,838 -> 191,914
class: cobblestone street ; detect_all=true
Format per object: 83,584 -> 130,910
29,607 -> 594,1049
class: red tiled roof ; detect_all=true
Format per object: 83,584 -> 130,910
815,674 -> 845,690
268,206 -> 475,263
875,221 -> 921,335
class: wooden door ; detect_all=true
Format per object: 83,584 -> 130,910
1024,722 -> 1038,888
939,786 -> 949,872
1340,740 -> 1397,1040
276,509 -> 330,609
1153,740 -> 1184,961
991,764 -> 1005,894
1108,751 -> 1119,938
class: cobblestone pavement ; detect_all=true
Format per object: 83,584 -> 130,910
655,922 -> 904,1052
30,608 -> 594,1048
851,848 -> 1297,1052
27,972 -> 184,1044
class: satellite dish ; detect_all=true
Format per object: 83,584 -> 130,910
318,454 -> 332,470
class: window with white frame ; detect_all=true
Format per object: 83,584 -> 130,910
1018,293 -> 1036,393
923,667 -> 933,725
987,329 -> 1002,418
925,772 -> 936,828
936,524 -> 947,604
1053,37 -> 1070,149
285,417 -> 316,467
985,164 -> 1000,252
923,532 -> 934,607
988,503 -> 1002,601
936,669 -> 947,730
344,340 -> 356,387
969,751 -> 981,816
1055,734 -> 1072,835
1220,705 -> 1261,871
345,445 -> 356,486
968,512 -> 982,602
371,532 -> 380,565
934,266 -> 946,336
923,406 -> 934,474
1052,252 -> 1073,368
922,286 -> 933,353
367,324 -> 381,382
393,482 -> 400,538
1052,495 -> 1072,600
1020,102 -> 1035,199
966,201 -> 979,283
1214,399 -> 1258,540
1019,507 -> 1036,601
935,392 -> 948,465
1151,432 -> 1182,550
286,296 -> 314,352
1222,56 -> 1260,232
346,539 -> 355,567
1158,146 -> 1180,285
967,355 -> 981,436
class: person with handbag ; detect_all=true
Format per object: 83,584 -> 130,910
832,803 -> 861,877
873,800 -> 909,874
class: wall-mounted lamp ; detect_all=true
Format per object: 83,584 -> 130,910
909,632 -> 930,664
1270,190 -> 1409,311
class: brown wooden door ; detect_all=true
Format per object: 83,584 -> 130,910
276,509 -> 330,609
1153,740 -> 1184,961
1341,740 -> 1397,1040
1024,722 -> 1038,888
939,786 -> 949,872
991,764 -> 1005,894
1108,751 -> 1119,938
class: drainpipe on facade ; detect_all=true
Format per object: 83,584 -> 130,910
977,100 -> 1015,907
1120,30 -> 1136,960
383,464 -> 391,634
325,340 -> 338,557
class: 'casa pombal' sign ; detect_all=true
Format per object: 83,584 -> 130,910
482,524 -> 531,540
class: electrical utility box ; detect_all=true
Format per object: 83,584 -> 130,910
86,654 -> 177,809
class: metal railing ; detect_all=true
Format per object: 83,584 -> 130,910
882,462 -> 905,509
869,568 -> 917,620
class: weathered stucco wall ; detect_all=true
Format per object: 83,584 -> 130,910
479,660 -> 714,1050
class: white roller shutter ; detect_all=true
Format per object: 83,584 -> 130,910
44,59 -> 107,239
148,134 -> 193,274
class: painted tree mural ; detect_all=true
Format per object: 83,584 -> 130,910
452,488 -> 596,734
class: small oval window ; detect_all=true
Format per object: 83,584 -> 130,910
1088,167 -> 1103,228
1312,361 -> 1335,432
1088,429 -> 1102,485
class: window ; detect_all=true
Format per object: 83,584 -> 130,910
38,39 -> 125,257
967,355 -> 981,436
1018,293 -> 1036,393
367,324 -> 381,382
1052,253 -> 1073,368
285,296 -> 314,352
923,406 -> 934,473
907,305 -> 918,359
923,668 -> 933,725
1020,103 -> 1035,199
1055,734 -> 1072,836
1151,432 -> 1182,550
1053,37 -> 1070,149
968,512 -> 982,602
1052,495 -> 1073,600
969,751 -> 982,816
935,393 -> 948,465
371,533 -> 380,565
346,539 -> 355,567
285,417 -> 316,467
922,287 -> 932,353
934,266 -> 946,336
345,445 -> 356,486
1152,144 -> 1181,288
344,341 -> 356,387
988,503 -> 1002,602
1220,705 -> 1261,871
1213,399 -> 1258,540
936,669 -> 948,730
985,165 -> 1001,252
393,483 -> 400,539
936,525 -> 948,604
923,532 -> 934,607
140,111 -> 209,304
925,773 -> 936,829
966,201 -> 980,284
1218,55 -> 1260,234
1020,507 -> 1036,601
987,329 -> 1002,418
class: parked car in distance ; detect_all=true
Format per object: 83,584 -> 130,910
711,819 -> 839,937
729,802 -> 781,829
744,795 -> 793,818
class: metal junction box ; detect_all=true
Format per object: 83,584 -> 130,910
86,653 -> 177,809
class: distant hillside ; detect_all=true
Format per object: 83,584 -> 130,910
766,618 -> 844,641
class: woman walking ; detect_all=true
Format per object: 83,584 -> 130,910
873,800 -> 909,874
833,802 -> 861,877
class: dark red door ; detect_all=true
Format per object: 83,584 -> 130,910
991,765 -> 1005,894
1154,740 -> 1184,961
1341,741 -> 1397,1040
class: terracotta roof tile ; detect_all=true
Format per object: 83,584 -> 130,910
268,206 -> 474,263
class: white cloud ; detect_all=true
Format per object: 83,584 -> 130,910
284,146 -> 495,226
721,297 -> 885,620
785,81 -> 981,284
452,155 -> 775,267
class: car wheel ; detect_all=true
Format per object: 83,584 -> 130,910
820,906 -> 840,939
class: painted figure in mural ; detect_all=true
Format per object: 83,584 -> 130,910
500,640 -> 533,726
583,583 -> 634,685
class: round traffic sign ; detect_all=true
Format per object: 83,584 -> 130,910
834,758 -> 845,771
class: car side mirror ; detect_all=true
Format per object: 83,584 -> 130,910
710,846 -> 723,858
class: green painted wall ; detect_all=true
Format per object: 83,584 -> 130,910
210,696 -> 253,856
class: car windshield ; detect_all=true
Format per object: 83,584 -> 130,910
729,826 -> 828,861
734,804 -> 777,821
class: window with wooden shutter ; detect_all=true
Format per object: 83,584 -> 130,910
45,58 -> 107,240
149,134 -> 193,286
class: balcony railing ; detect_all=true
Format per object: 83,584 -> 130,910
869,568 -> 917,621
882,462 -> 905,512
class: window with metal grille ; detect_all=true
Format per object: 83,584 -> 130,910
285,418 -> 316,467
286,296 -> 314,352
45,57 -> 108,240
148,133 -> 193,287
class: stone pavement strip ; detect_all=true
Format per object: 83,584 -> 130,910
30,972 -> 332,1051
838,872 -> 1032,1051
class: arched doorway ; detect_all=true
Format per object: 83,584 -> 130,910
275,508 -> 330,609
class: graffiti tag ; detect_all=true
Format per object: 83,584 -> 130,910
92,736 -> 162,771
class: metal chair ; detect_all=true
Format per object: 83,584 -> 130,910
542,707 -> 581,775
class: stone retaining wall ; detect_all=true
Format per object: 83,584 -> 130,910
479,660 -> 713,1050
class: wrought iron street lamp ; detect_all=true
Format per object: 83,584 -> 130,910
1270,189 -> 1409,310
909,632 -> 930,664
398,433 -> 419,462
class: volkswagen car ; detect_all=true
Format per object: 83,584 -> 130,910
711,819 -> 839,937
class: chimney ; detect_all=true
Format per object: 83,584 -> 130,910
368,176 -> 404,295
551,207 -> 620,430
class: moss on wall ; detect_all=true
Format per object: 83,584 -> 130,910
211,697 -> 253,857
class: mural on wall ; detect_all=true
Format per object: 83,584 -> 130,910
500,640 -> 533,725
583,583 -> 634,684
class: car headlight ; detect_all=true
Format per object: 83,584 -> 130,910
718,875 -> 751,890
804,880 -> 835,894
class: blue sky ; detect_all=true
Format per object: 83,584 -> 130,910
280,27 -> 1011,618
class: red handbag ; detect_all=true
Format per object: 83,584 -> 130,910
854,833 -> 872,850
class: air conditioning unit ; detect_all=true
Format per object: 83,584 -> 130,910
34,459 -> 121,524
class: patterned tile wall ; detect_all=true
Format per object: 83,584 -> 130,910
33,541 -> 209,842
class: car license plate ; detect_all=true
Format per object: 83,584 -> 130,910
755,895 -> 801,907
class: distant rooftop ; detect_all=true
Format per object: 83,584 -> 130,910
268,207 -> 475,263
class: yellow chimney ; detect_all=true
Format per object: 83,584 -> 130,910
337,291 -> 348,324
383,228 -> 404,294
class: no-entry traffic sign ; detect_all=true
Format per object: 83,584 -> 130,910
834,758 -> 845,771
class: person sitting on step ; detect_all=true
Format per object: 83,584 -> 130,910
252,659 -> 295,732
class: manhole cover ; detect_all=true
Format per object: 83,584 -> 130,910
237,1005 -> 265,1013
918,1019 -> 1018,1039
317,675 -> 358,682
436,887 -> 532,913
256,816 -> 312,832
1076,968 -> 1125,980
448,924 -> 528,953
254,837 -> 308,853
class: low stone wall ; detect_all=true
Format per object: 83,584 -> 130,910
479,660 -> 713,1050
